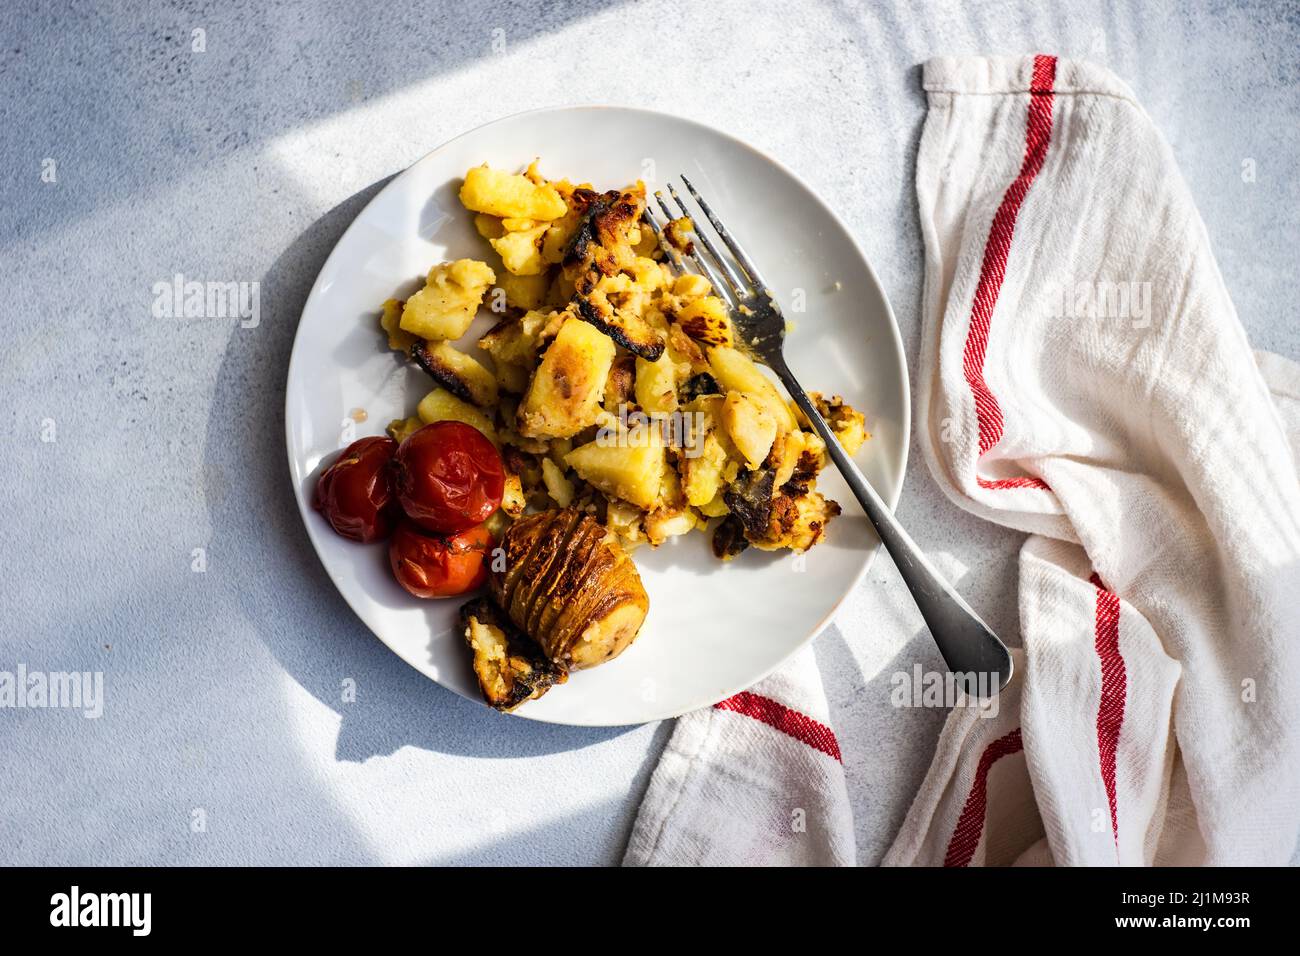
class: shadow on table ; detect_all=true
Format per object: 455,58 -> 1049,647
203,176 -> 639,762
1,0 -> 624,246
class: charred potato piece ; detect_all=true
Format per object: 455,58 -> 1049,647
564,188 -> 666,360
574,285 -> 665,361
678,371 -> 722,403
411,340 -> 499,408
711,514 -> 750,561
603,354 -> 637,409
460,597 -> 567,712
750,490 -> 842,553
676,296 -> 734,348
724,467 -> 776,539
663,216 -> 695,254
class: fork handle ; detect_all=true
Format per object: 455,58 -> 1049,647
770,361 -> 1014,693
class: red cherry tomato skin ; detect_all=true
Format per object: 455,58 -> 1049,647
392,422 -> 505,534
389,522 -> 494,599
312,436 -> 399,543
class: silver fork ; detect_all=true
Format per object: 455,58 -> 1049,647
643,176 -> 1013,693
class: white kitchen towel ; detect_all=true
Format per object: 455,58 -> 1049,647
623,647 -> 855,865
627,54 -> 1300,867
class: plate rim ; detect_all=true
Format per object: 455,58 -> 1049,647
284,103 -> 912,726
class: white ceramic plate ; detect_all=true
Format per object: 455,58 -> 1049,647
286,106 -> 909,726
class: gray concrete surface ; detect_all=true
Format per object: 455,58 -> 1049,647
2,0 -> 1297,865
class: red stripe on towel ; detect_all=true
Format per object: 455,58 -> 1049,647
943,728 -> 1025,867
960,54 -> 1057,492
1089,572 -> 1126,849
715,691 -> 842,763
977,475 -> 1050,490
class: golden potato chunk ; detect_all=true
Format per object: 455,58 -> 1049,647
417,387 -> 498,444
634,352 -> 678,415
672,273 -> 712,299
517,316 -> 616,438
494,270 -> 550,311
473,214 -> 505,240
540,457 -> 575,508
565,428 -> 666,510
400,259 -> 496,341
379,298 -> 417,351
477,310 -> 552,367
490,222 -> 548,276
460,166 -> 567,220
722,391 -> 778,470
709,345 -> 797,431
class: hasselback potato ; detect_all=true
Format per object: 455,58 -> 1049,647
489,508 -> 649,669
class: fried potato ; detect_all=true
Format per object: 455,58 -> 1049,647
722,391 -> 777,470
460,597 -> 567,711
417,387 -> 498,444
412,340 -> 498,408
676,295 -> 734,348
399,259 -> 496,341
379,298 -> 417,351
565,427 -> 665,510
372,161 -> 873,564
488,510 -> 649,669
517,315 -> 615,438
460,166 -> 567,220
708,345 -> 797,431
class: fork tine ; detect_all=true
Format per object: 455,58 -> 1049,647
648,195 -> 732,302
679,175 -> 769,292
659,185 -> 748,298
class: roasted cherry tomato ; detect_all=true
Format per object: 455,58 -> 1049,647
312,436 -> 399,543
392,421 -> 504,534
389,521 -> 493,599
